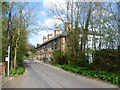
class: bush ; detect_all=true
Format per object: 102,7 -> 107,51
52,50 -> 67,65
54,64 -> 120,85
16,66 -> 25,75
36,57 -> 42,61
75,51 -> 89,66
10,69 -> 16,75
10,66 -> 25,75
10,61 -> 25,75
93,49 -> 120,73
52,50 -> 62,63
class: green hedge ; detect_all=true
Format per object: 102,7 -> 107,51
53,64 -> 120,85
93,49 -> 120,73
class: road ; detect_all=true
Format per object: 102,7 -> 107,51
3,59 -> 118,88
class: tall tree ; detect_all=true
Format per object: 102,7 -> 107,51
2,2 -> 39,71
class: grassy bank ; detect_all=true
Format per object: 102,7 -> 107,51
52,64 -> 120,85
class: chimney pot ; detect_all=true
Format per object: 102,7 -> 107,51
48,34 -> 52,40
54,28 -> 61,36
43,36 -> 47,43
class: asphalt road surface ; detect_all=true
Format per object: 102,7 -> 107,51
3,59 -> 118,88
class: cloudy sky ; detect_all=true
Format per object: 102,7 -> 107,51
27,0 -> 117,47
28,0 -> 62,46
28,1 -> 66,47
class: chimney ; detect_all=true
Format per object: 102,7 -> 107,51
65,20 -> 72,31
48,34 -> 52,40
43,36 -> 47,43
54,28 -> 61,36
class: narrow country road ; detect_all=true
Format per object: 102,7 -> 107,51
3,59 -> 118,88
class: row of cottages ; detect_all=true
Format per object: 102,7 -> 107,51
35,20 -> 100,62
35,20 -> 71,61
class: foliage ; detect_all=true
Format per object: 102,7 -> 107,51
93,49 -> 120,73
10,61 -> 25,75
2,2 -> 8,62
30,47 -> 36,54
65,29 -> 81,65
47,1 -> 119,72
53,50 -> 63,58
52,50 -> 63,64
2,2 -> 34,70
16,66 -> 25,75
10,66 -> 25,75
36,57 -> 42,61
53,64 -> 120,85
75,51 -> 89,66
10,69 -> 16,75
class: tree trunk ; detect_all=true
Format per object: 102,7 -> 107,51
13,45 -> 17,70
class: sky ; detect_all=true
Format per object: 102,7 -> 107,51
26,1 -> 118,47
27,1 -> 65,47
28,2 -> 48,47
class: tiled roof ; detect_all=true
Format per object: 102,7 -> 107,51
36,32 -> 67,49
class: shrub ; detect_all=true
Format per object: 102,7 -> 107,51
75,51 -> 89,67
10,69 -> 16,75
52,50 -> 62,63
52,50 -> 67,64
16,66 -> 25,75
53,50 -> 63,59
10,61 -> 25,75
54,64 -> 120,85
93,49 -> 120,73
10,66 -> 25,75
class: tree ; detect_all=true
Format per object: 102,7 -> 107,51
46,1 -> 119,66
46,1 -> 97,65
2,2 -> 9,62
2,2 -> 39,71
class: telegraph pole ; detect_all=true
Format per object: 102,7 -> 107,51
5,0 -> 12,76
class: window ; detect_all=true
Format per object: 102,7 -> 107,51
55,47 -> 57,49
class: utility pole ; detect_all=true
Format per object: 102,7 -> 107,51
5,0 -> 12,76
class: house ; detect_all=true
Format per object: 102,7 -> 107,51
35,20 -> 100,62
35,20 -> 72,61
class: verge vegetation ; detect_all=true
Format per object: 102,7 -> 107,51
52,64 -> 120,85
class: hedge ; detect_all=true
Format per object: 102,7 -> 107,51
93,49 -> 120,73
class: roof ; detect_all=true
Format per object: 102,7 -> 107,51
36,29 -> 100,49
36,32 -> 67,49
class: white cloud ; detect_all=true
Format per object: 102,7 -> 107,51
38,30 -> 54,44
44,17 -> 63,28
28,30 -> 54,46
38,30 -> 54,37
37,15 -> 64,29
40,11 -> 46,16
